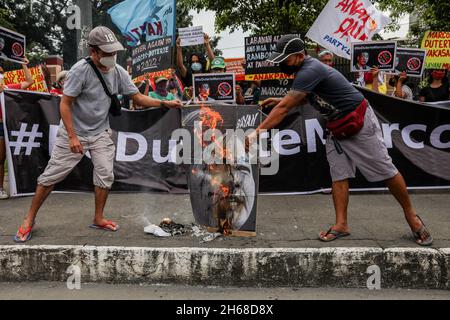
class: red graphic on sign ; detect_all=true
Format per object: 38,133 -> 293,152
378,51 -> 392,65
11,42 -> 24,57
333,0 -> 377,42
407,57 -> 421,71
217,82 -> 232,97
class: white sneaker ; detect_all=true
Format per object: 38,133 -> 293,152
0,190 -> 9,200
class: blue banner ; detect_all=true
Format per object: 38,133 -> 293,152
108,0 -> 176,47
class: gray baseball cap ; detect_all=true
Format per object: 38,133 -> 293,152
88,26 -> 125,53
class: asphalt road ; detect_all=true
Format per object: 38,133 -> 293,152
0,282 -> 449,300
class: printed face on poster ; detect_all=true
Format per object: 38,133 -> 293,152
351,41 -> 397,72
0,26 -> 26,64
392,48 -> 427,78
193,73 -> 236,103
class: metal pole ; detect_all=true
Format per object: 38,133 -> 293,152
76,0 -> 93,60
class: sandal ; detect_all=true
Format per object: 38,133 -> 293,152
318,228 -> 350,242
89,220 -> 119,232
14,225 -> 33,243
412,215 -> 433,246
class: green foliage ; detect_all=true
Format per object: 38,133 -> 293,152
185,0 -> 328,35
377,0 -> 450,44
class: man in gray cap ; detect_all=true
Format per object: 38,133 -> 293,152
14,26 -> 182,242
251,35 -> 433,246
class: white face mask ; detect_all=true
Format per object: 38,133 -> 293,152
99,55 -> 117,69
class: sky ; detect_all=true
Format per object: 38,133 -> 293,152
191,10 -> 410,59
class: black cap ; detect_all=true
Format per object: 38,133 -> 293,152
267,35 -> 305,64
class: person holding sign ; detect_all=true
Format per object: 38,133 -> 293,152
252,35 -> 433,246
13,26 -> 182,243
388,71 -> 413,100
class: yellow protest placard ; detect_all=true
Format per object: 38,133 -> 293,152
3,66 -> 49,92
421,31 -> 450,69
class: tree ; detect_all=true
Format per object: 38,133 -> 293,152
377,0 -> 450,44
185,0 -> 328,35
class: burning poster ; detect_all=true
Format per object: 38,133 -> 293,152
182,104 -> 261,236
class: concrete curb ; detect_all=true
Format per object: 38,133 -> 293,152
0,246 -> 448,289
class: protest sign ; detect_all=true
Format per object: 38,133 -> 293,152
193,73 -> 236,103
244,34 -> 300,81
108,0 -> 176,46
306,0 -> 391,60
0,26 -> 26,64
259,79 -> 293,101
131,36 -> 173,80
3,66 -> 48,92
179,26 -> 204,47
224,58 -> 245,81
351,41 -> 397,72
421,31 -> 450,70
392,48 -> 426,77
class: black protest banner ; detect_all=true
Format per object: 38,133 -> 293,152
0,26 -> 26,64
2,87 -> 449,197
131,36 -> 173,80
244,34 -> 301,81
393,48 -> 427,77
193,73 -> 236,102
351,41 -> 397,72
259,79 -> 294,101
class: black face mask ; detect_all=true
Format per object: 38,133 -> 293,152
279,63 -> 301,75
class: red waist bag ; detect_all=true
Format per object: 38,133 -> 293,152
326,99 -> 368,140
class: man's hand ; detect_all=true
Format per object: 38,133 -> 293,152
69,136 -> 83,154
163,100 -> 183,108
204,33 -> 210,44
399,71 -> 407,83
370,66 -> 380,77
22,57 -> 29,65
260,97 -> 282,108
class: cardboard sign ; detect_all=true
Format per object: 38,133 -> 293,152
392,48 -> 426,77
179,26 -> 204,47
224,58 -> 245,81
3,66 -> 48,92
351,41 -> 397,72
244,34 -> 300,81
193,73 -> 236,103
259,79 -> 293,101
421,31 -> 450,70
0,26 -> 26,64
131,36 -> 172,80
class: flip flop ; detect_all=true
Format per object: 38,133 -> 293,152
318,228 -> 350,242
412,215 -> 433,246
14,225 -> 33,243
89,220 -> 119,232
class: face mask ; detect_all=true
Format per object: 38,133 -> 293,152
99,55 -> 117,69
279,63 -> 300,75
432,71 -> 445,80
191,62 -> 202,72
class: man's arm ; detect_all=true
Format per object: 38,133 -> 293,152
257,90 -> 307,131
204,33 -> 215,61
20,58 -> 33,90
176,37 -> 188,78
60,95 -> 83,154
394,71 -> 407,99
130,92 -> 182,109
